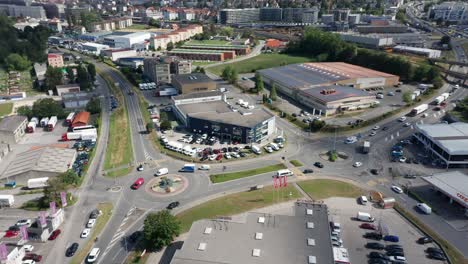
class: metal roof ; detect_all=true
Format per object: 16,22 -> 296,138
171,202 -> 333,264
301,85 -> 374,103
172,73 -> 215,85
173,91 -> 222,100
0,115 -> 27,132
422,171 -> 468,208
416,123 -> 468,155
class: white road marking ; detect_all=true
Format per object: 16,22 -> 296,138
385,137 -> 388,142
410,125 -> 414,130
391,134 -> 394,140
396,131 -> 400,137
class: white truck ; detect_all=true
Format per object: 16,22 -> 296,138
40,117 -> 49,127
410,104 -> 429,116
26,121 -> 37,133
27,177 -> 49,189
362,141 -> 370,154
47,116 -> 58,131
416,203 -> 432,214
0,194 -> 14,207
357,211 -> 375,222
61,128 -> 97,141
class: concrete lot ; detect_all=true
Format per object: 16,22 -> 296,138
326,197 -> 446,264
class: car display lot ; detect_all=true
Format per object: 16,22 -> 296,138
325,197 -> 446,264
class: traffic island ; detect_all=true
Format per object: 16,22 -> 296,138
145,175 -> 188,197
319,150 -> 349,162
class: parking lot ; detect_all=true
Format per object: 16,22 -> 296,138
325,197 -> 446,264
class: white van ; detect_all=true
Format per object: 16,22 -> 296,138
199,165 -> 210,170
155,168 -> 169,176
416,203 -> 432,214
357,211 -> 375,222
359,196 -> 368,205
251,145 -> 262,155
87,248 -> 100,263
276,169 -> 293,177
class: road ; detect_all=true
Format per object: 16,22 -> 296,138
204,40 -> 265,69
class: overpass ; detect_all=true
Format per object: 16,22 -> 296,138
429,58 -> 468,85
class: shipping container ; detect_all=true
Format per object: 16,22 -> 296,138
27,177 -> 49,189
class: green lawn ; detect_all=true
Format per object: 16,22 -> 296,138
207,53 -> 313,76
462,41 -> 468,56
177,185 -> 302,232
290,160 -> 303,167
126,24 -> 151,30
297,179 -> 364,200
192,61 -> 216,67
187,39 -> 230,45
210,163 -> 287,183
0,103 -> 12,117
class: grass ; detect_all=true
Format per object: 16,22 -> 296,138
126,24 -> 151,30
394,204 -> 468,264
207,53 -> 313,76
463,41 -> 468,55
210,163 -> 287,183
0,67 -> 41,96
187,39 -> 230,45
441,50 -> 456,61
191,61 -> 216,67
0,102 -> 12,117
290,160 -> 303,167
176,185 -> 302,232
297,179 -> 364,200
100,71 -> 134,171
71,203 -> 113,264
105,166 -> 134,178
448,110 -> 468,122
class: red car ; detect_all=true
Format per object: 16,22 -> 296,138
131,178 -> 145,190
23,253 -> 42,262
4,230 -> 19,238
360,223 -> 377,230
216,154 -> 223,161
48,229 -> 61,240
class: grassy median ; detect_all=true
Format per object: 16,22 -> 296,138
297,179 -> 364,199
210,163 -> 287,183
290,160 -> 303,167
99,71 -> 133,173
0,102 -> 12,117
177,185 -> 302,232
70,203 -> 113,264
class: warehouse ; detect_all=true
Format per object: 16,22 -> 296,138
414,122 -> 468,167
0,115 -> 28,145
171,201 -> 334,264
422,171 -> 468,216
180,44 -> 251,55
172,91 -> 275,144
0,146 -> 77,183
339,33 -> 393,49
171,73 -> 217,94
62,92 -> 95,109
393,45 -> 441,59
81,42 -> 110,55
55,84 -> 80,96
71,111 -> 90,128
167,49 -> 235,61
101,48 -> 138,61
258,62 -> 398,115
103,32 -> 152,49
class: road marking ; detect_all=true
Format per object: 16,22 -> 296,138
433,113 -> 437,118
390,134 -> 394,140
396,131 -> 400,137
109,232 -> 125,245
419,120 -> 424,124
410,125 -> 414,130
385,137 -> 388,142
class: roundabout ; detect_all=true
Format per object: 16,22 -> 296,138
145,174 -> 189,197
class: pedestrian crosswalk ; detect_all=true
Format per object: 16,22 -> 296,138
101,207 -> 136,258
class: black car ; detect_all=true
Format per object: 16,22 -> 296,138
386,251 -> 405,257
369,251 -> 388,259
239,152 -> 247,157
417,237 -> 433,244
382,127 -> 389,131
370,169 -> 379,175
364,232 -> 383,240
428,252 -> 446,260
65,243 -> 79,257
368,258 -> 388,264
426,247 -> 443,254
303,169 -> 314,174
386,244 -> 403,250
167,201 -> 180,210
314,162 -> 324,168
89,209 -> 100,219
366,242 -> 385,250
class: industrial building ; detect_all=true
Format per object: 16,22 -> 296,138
55,84 -> 80,96
422,171 -> 468,216
0,115 -> 28,144
1,146 -> 77,183
168,49 -> 235,62
173,91 -> 275,144
81,42 -> 110,55
339,33 -> 393,49
143,57 -> 171,84
393,45 -> 441,59
101,48 -> 138,61
171,73 -> 217,94
62,92 -> 95,109
258,62 -> 398,115
414,122 -> 468,167
79,31 -> 112,42
103,32 -> 152,49
357,25 -> 408,34
171,201 -> 335,264
180,44 -> 251,56
71,111 -> 90,128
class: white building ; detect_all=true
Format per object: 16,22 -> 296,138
2,246 -> 25,264
103,32 -> 152,49
81,42 -> 110,55
428,2 -> 468,23
101,48 -> 138,61
393,45 -> 442,58
339,33 -> 393,48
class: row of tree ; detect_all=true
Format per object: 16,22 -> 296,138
286,27 -> 443,86
42,63 -> 96,92
0,15 -> 51,70
221,66 -> 239,84
17,95 -> 101,119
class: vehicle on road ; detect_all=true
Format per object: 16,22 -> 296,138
4,230 -> 19,238
66,243 -> 79,257
391,185 -> 403,194
179,164 -> 195,172
360,223 -> 377,230
314,162 -> 324,168
410,104 -> 429,116
81,228 -> 90,238
345,136 -> 357,144
359,196 -> 368,205
199,165 -> 210,170
155,168 -> 169,176
357,212 -> 375,222
87,248 -> 100,263
370,169 -> 379,175
131,178 -> 145,190
373,126 -> 380,130
416,203 -> 432,214
417,237 -> 433,244
362,141 -> 370,154
16,219 -> 32,227
303,169 -> 314,174
369,131 -> 377,136
137,164 -> 144,171
353,161 -> 362,167
399,157 -> 407,163
403,122 -> 411,127
23,245 -> 34,252
398,116 -> 407,122
366,242 -> 385,250
87,219 -> 96,228
382,127 -> 389,131
48,229 -> 61,240
167,201 -> 180,210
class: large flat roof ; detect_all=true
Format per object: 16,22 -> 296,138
0,115 -> 27,132
416,123 -> 468,155
171,202 -> 333,264
302,85 -> 374,103
172,74 -> 215,85
173,91 -> 222,100
422,171 -> 468,208
169,49 -> 228,55
178,101 -> 274,128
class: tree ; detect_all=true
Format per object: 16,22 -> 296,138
32,98 -> 65,118
432,76 -> 443,89
86,97 -> 101,114
221,66 -> 233,80
160,120 -> 172,131
402,91 -> 413,104
61,170 -> 80,185
269,84 -> 278,101
255,73 -> 264,94
5,53 -> 30,71
148,18 -> 160,28
66,67 -> 75,83
220,26 -> 234,37
143,211 -> 180,251
167,42 -> 174,51
440,35 -> 451,45
45,66 -> 63,92
43,175 -> 67,206
146,122 -> 154,133
17,105 -> 32,118
77,65 -> 91,91
309,119 -> 325,132
412,65 -> 429,82
87,63 -> 96,82
228,68 -> 238,84
426,66 -> 440,82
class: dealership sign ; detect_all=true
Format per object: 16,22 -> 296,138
456,193 -> 468,204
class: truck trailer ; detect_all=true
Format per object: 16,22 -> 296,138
61,128 -> 97,141
40,117 -> 49,127
362,141 -> 370,154
47,116 -> 58,131
27,177 -> 49,189
157,88 -> 178,97
410,104 -> 429,116
0,194 -> 14,207
66,112 -> 75,126
26,121 -> 37,133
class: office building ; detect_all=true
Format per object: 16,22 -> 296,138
144,58 -> 171,84
427,2 -> 468,23
171,73 -> 216,94
333,9 -> 351,22
0,4 -> 46,18
259,7 -> 282,21
218,8 -> 260,24
0,115 -> 28,144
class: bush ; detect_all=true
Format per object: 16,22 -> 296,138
328,151 -> 337,162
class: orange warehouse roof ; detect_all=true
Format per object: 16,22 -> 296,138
72,111 -> 90,126
303,62 -> 397,79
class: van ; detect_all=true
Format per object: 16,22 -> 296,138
155,168 -> 169,176
276,169 -> 293,177
416,203 -> 432,214
359,196 -> 368,205
199,165 -> 210,170
357,212 -> 375,222
383,235 -> 399,242
251,145 -> 262,155
87,248 -> 100,263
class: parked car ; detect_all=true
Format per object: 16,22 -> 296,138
426,247 -> 443,254
366,242 -> 385,250
48,229 -> 61,240
370,169 -> 379,175
391,185 -> 404,194
23,253 -> 42,262
23,245 -> 34,252
303,169 -> 314,174
4,230 -> 19,238
353,161 -> 363,167
81,228 -> 91,238
137,164 -> 144,171
89,209 -> 100,219
360,223 -> 377,230
388,256 -> 406,263
364,232 -> 383,240
314,162 -> 324,168
66,243 -> 79,257
368,259 -> 388,264
167,201 -> 180,210
87,219 -> 96,228
386,250 -> 405,257
386,244 -> 403,250
22,260 -> 36,264
383,235 -> 399,242
427,252 -> 446,260
417,237 -> 433,244
16,219 -> 32,227
369,251 -> 388,259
